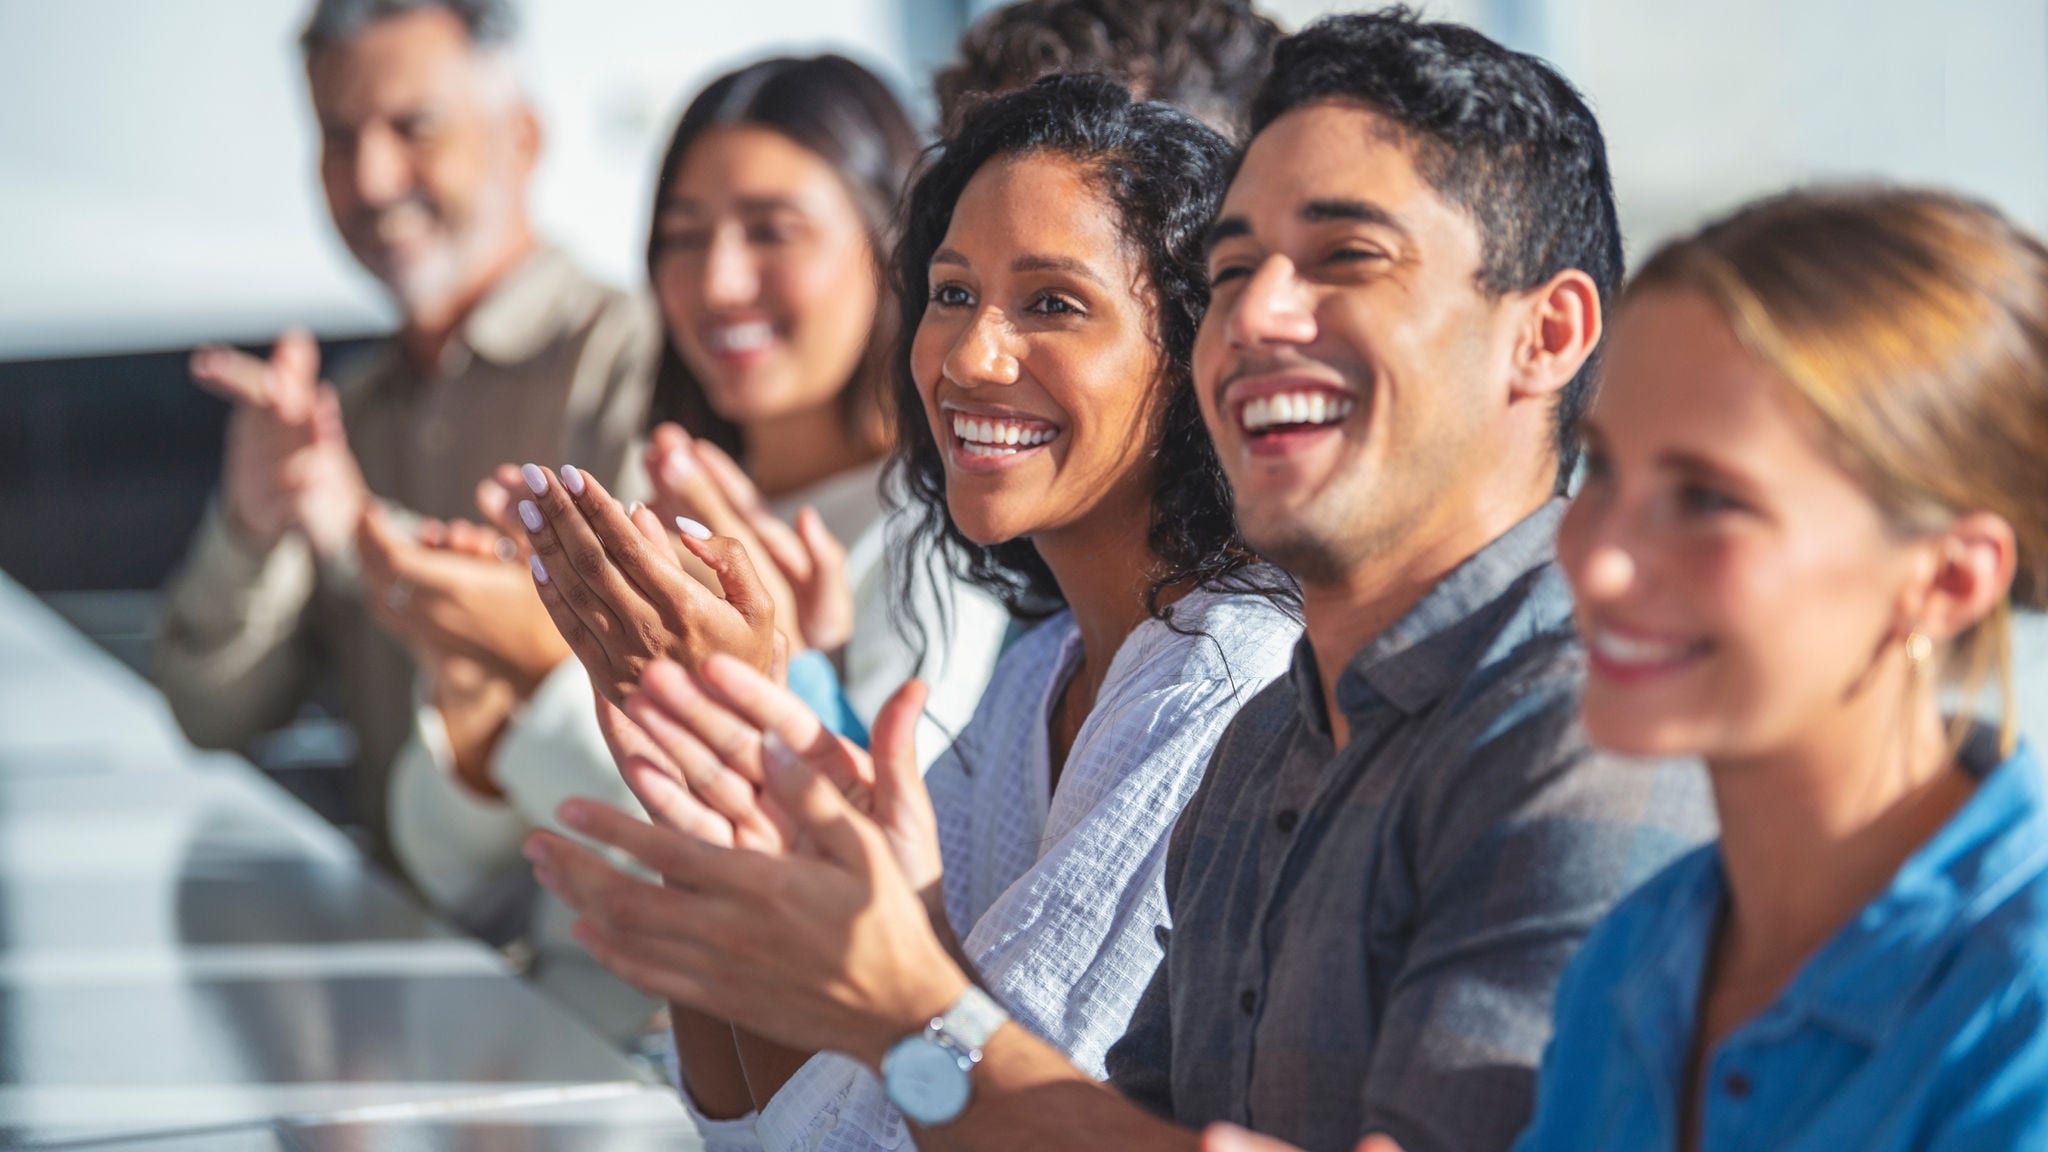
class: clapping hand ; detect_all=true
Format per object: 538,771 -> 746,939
356,505 -> 567,695
190,329 -> 367,561
511,463 -> 779,706
523,655 -> 963,1067
646,423 -> 855,653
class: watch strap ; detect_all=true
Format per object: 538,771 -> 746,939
929,984 -> 1007,1052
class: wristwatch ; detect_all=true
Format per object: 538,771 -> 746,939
880,985 -> 1009,1127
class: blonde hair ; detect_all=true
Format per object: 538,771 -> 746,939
1627,187 -> 2048,756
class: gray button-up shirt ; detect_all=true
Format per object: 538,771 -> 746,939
1104,502 -> 1714,1152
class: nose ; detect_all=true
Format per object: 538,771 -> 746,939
1562,494 -> 1644,605
350,122 -> 413,209
703,225 -> 761,309
1224,255 -> 1317,348
942,307 -> 1020,390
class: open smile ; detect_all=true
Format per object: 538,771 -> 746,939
942,404 -> 1061,471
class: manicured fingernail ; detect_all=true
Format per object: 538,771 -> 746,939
561,464 -> 585,496
493,537 -> 517,561
518,500 -> 543,532
676,516 -> 712,541
626,501 -> 644,518
662,449 -> 695,484
559,801 -> 592,831
528,555 -> 549,584
761,729 -> 798,774
521,463 -> 548,495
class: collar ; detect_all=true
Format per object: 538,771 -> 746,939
1290,500 -> 1575,731
1785,734 -> 2048,1045
458,242 -> 588,367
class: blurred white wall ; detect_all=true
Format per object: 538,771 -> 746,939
1268,0 -> 2048,253
0,0 -> 943,361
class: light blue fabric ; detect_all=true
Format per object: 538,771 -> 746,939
1513,734 -> 2048,1152
785,648 -> 867,749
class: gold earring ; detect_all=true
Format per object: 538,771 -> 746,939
1905,631 -> 1934,666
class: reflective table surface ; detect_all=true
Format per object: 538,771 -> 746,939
0,573 -> 697,1148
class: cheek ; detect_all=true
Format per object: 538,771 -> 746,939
908,314 -> 949,411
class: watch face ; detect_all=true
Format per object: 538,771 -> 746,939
883,1037 -> 972,1126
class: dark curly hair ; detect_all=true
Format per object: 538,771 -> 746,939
933,0 -> 1279,140
891,74 -> 1296,636
644,55 -> 921,457
1250,7 -> 1623,488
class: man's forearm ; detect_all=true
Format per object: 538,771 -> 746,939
909,1024 -> 1198,1152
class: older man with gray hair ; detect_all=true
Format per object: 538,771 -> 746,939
154,0 -> 656,878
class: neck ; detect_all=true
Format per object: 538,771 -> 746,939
740,401 -> 879,501
1032,487 -> 1168,716
1297,483 -> 1553,746
1709,675 -> 1967,977
396,227 -> 536,372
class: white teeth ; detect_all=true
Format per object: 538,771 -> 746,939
1239,390 -> 1355,433
709,321 -> 775,353
950,412 -> 1058,452
1591,628 -> 1696,666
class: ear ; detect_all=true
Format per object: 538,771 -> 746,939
1911,511 -> 2018,645
513,100 -> 543,172
1509,268 -> 1602,402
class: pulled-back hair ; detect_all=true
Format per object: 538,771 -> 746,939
934,0 -> 1279,139
892,74 -> 1295,631
1250,6 -> 1622,486
645,55 -> 921,457
1630,186 -> 2048,755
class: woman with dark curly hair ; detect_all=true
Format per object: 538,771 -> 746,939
528,75 -> 1303,1150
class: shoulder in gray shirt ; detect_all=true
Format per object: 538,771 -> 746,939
1105,501 -> 1715,1152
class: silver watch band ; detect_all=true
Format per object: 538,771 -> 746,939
926,985 -> 1007,1051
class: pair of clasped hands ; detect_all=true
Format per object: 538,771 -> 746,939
191,330 -> 852,797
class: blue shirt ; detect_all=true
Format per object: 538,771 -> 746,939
1105,503 -> 1714,1152
1513,733 -> 2048,1152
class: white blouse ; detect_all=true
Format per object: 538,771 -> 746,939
687,580 -> 1302,1152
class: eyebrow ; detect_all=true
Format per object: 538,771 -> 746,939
656,195 -> 804,216
1203,199 -> 1412,257
927,249 -> 1108,287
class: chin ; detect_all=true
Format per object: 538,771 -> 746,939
1579,702 -> 1708,761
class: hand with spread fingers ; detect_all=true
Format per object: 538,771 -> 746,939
647,423 -> 855,653
191,329 -> 369,561
523,691 -> 969,1069
512,462 -> 779,706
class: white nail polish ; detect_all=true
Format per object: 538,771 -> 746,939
518,500 -> 543,532
663,449 -> 695,483
561,464 -> 585,496
761,730 -> 798,774
626,501 -> 644,518
676,516 -> 712,541
528,555 -> 549,585
521,463 -> 548,496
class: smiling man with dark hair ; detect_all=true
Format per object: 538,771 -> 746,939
521,9 -> 1710,1151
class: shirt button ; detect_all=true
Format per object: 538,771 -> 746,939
1274,809 -> 1299,834
1240,989 -> 1257,1014
1724,1072 -> 1752,1099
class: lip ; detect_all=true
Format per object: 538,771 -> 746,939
1582,619 -> 1713,686
939,400 -> 1062,474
